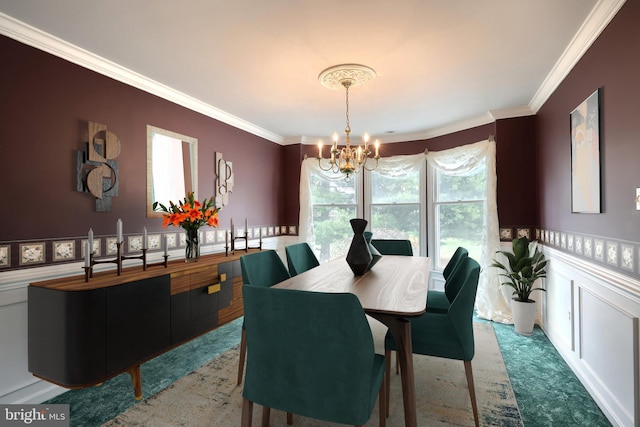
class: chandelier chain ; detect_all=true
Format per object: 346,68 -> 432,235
344,81 -> 351,134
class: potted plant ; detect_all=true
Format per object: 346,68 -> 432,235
492,236 -> 548,335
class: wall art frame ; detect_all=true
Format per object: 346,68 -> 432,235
570,88 -> 601,213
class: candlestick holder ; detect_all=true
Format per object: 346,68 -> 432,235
226,227 -> 262,256
85,243 -> 166,282
121,247 -> 148,270
147,254 -> 170,269
88,242 -> 124,276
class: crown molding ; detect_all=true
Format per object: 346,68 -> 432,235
489,106 -> 535,120
0,12 -> 284,145
529,0 -> 626,112
387,112 -> 496,143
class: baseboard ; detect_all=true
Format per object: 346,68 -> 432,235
0,378 -> 64,404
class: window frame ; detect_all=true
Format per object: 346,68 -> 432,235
427,160 -> 487,271
364,166 -> 427,256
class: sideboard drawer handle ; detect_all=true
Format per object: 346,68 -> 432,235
207,284 -> 221,294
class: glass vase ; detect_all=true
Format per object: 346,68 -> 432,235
185,228 -> 200,262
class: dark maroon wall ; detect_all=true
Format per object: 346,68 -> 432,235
536,0 -> 640,241
283,144 -> 305,226
0,35 -> 284,243
495,116 -> 537,227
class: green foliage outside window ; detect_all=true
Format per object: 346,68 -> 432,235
435,163 -> 486,267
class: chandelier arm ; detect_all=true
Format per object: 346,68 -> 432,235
316,158 -> 339,172
361,158 -> 380,172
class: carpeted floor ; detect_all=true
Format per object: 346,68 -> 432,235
491,322 -> 611,427
102,320 -> 520,426
44,315 -> 611,426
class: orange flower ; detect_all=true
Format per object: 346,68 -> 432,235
152,192 -> 220,232
207,213 -> 219,227
188,209 -> 202,221
170,212 -> 184,227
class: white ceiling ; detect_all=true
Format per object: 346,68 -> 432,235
0,0 -> 625,144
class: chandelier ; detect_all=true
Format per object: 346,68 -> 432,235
316,64 -> 380,179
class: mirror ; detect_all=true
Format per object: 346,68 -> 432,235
146,125 -> 198,218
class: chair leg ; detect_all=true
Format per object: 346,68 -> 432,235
379,362 -> 387,427
464,360 -> 479,427
395,351 -> 399,374
241,397 -> 253,427
384,349 -> 391,418
237,328 -> 247,385
261,406 -> 270,427
286,412 -> 293,425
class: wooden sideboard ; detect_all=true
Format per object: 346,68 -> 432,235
28,250 -> 253,399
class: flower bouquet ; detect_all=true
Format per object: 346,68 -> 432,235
153,192 -> 220,261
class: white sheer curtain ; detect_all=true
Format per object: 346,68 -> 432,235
299,158 -> 361,250
426,139 -> 512,323
374,153 -> 426,177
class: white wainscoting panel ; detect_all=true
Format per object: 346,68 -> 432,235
544,270 -> 574,351
579,288 -> 638,425
543,246 -> 640,427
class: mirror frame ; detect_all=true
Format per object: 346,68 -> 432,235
146,125 -> 198,218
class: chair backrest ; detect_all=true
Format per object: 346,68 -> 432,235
370,239 -> 413,256
443,246 -> 469,280
285,242 -> 320,277
242,285 -> 378,425
240,250 -> 290,287
443,247 -> 469,302
446,256 -> 480,360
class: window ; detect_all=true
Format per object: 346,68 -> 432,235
308,172 -> 361,262
365,165 -> 425,255
301,154 -> 426,262
429,160 -> 486,270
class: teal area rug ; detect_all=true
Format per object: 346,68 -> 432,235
492,322 -> 611,426
44,317 -> 243,427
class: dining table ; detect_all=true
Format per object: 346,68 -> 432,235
273,254 -> 430,427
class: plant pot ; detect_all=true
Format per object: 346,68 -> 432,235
511,298 -> 536,335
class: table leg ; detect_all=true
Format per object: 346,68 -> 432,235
370,314 -> 416,427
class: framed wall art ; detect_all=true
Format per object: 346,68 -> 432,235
570,88 -> 601,213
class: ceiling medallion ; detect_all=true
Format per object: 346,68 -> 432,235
318,64 -> 377,90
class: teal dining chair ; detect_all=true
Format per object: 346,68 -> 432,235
285,242 -> 320,276
370,239 -> 413,256
385,256 -> 481,427
426,246 -> 469,314
241,285 -> 386,427
237,250 -> 291,386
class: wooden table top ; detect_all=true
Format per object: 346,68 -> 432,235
274,255 -> 430,316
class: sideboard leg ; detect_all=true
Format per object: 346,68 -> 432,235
127,365 -> 142,400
